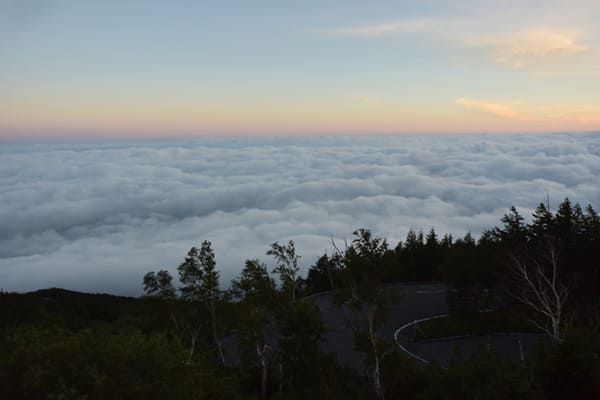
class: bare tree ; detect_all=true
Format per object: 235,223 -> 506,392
507,240 -> 575,343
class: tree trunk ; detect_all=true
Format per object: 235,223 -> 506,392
258,343 -> 268,400
368,307 -> 384,400
373,353 -> 383,400
187,324 -> 201,365
291,280 -> 296,303
327,264 -> 335,291
551,315 -> 561,343
209,302 -> 225,365
187,334 -> 196,365
278,362 -> 284,395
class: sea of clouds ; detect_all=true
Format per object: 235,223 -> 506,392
1,133 -> 599,295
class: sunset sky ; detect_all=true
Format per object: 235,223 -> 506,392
2,0 -> 600,138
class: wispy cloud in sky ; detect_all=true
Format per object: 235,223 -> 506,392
323,18 -> 439,37
464,29 -> 591,70
2,1 -> 600,137
324,15 -> 597,74
456,97 -> 600,125
353,95 -> 384,105
456,98 -> 535,121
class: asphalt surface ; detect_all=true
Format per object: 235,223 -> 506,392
401,333 -> 548,365
312,282 -> 547,369
224,282 -> 546,371
311,282 -> 448,371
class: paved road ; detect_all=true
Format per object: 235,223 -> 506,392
400,333 -> 548,365
225,282 -> 545,370
311,282 -> 448,371
312,282 -> 546,369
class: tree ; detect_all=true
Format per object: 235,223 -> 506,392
332,229 -> 396,400
306,253 -> 338,294
143,270 -> 176,299
178,241 -> 225,365
231,259 -> 277,306
442,243 -> 498,316
460,232 -> 476,247
230,259 -> 277,399
581,204 -> 600,329
497,206 -> 527,246
275,301 -> 324,396
555,198 -> 576,244
142,268 -> 202,365
478,229 -> 499,247
177,247 -> 201,299
425,228 -> 438,248
404,229 -> 421,251
440,233 -> 454,249
583,204 -> 600,240
506,240 -> 575,343
529,202 -> 554,243
268,240 -> 300,303
535,330 -> 600,400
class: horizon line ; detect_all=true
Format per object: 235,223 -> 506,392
1,130 -> 598,144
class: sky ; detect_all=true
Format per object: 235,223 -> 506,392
1,134 -> 599,294
1,0 -> 600,138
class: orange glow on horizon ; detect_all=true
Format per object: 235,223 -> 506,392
2,96 -> 600,139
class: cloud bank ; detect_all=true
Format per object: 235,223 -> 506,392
324,10 -> 598,75
1,134 -> 599,295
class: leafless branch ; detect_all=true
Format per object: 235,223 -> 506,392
506,240 -> 575,343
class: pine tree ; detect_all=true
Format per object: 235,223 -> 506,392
555,198 -> 576,244
529,202 -> 554,243
425,228 -> 439,248
497,206 -> 527,245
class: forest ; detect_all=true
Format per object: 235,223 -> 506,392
1,198 -> 599,399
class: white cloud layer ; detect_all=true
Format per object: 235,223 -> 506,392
1,134 -> 599,295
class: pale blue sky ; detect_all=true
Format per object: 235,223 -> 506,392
1,0 -> 600,137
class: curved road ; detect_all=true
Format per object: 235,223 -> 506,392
312,282 -> 545,369
224,282 -> 543,370
312,282 -> 447,371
